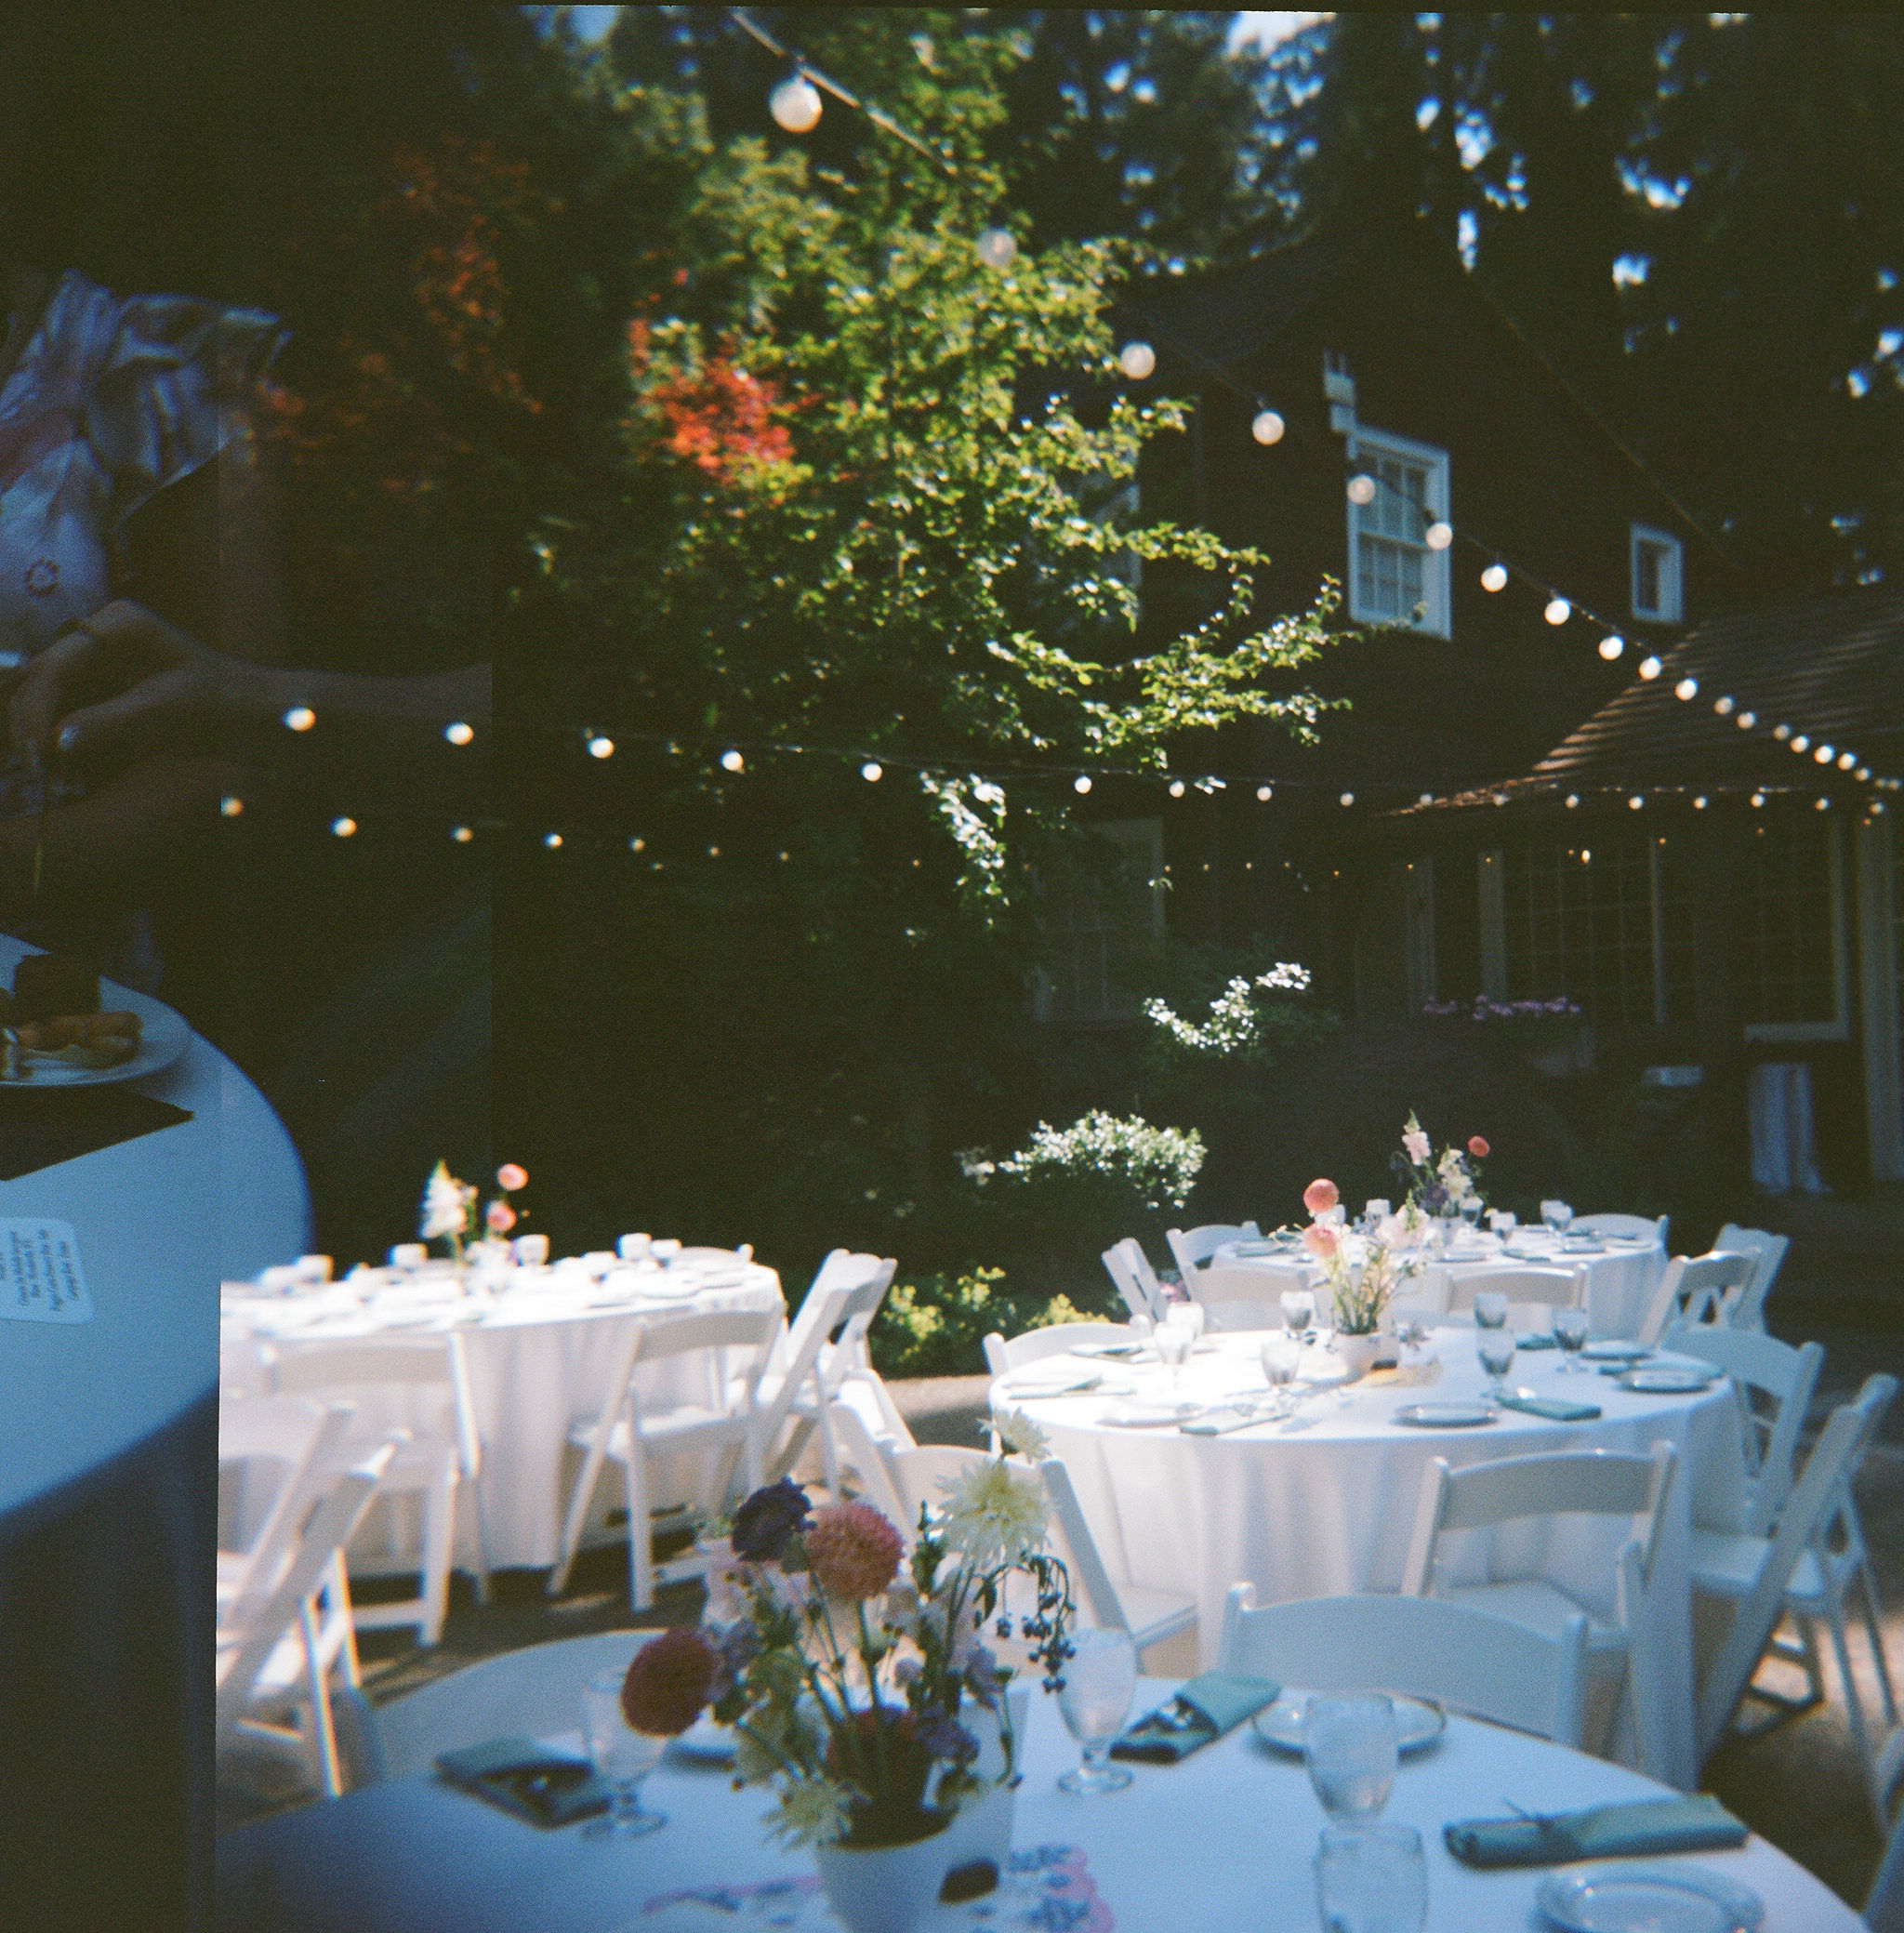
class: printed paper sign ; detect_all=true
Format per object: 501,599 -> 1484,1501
0,1218 -> 93,1323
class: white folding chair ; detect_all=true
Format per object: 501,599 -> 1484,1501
760,1251 -> 898,1494
218,1397 -> 356,1631
1662,1323 -> 1824,1537
1443,1265 -> 1585,1317
1712,1225 -> 1791,1331
1690,1374 -> 1900,1825
887,1446 -> 1197,1664
1184,1262 -> 1316,1333
1636,1251 -> 1755,1346
1400,1441 -> 1678,1769
821,1397 -> 912,1528
1218,1588 -> 1590,1750
1101,1238 -> 1168,1323
549,1305 -> 780,1609
1166,1222 -> 1261,1280
262,1333 -> 490,1647
370,1631 -> 662,1780
1570,1213 -> 1670,1248
982,1322 -> 1136,1377
216,1436 -> 402,1801
1869,1796 -> 1904,1933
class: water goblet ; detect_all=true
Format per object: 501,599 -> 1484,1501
1477,1329 -> 1516,1401
1303,1694 -> 1398,1824
1280,1288 -> 1317,1341
1540,1199 -> 1572,1238
1154,1319 -> 1193,1399
582,1670 -> 667,1837
1314,1823 -> 1428,1933
1460,1199 -> 1483,1238
1056,1628 -> 1136,1794
1554,1305 -> 1589,1370
1472,1291 -> 1509,1331
1262,1332 -> 1302,1398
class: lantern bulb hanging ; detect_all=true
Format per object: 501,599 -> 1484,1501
1346,474 -> 1377,506
1693,796 -> 1708,810
1257,785 -> 1274,802
1168,778 -> 1186,799
769,73 -> 824,134
1117,340 -> 1156,380
445,721 -> 475,746
976,227 -> 1017,270
1565,794 -> 1580,809
1628,795 -> 1645,810
1481,563 -> 1508,592
1814,744 -> 1834,763
1544,597 -> 1572,626
284,706 -> 315,733
1737,712 -> 1756,729
1837,751 -> 1857,771
1073,774 -> 1092,795
1598,635 -> 1625,660
1637,656 -> 1662,681
1750,791 -> 1765,807
861,761 -> 883,782
1674,678 -> 1698,701
1339,791 -> 1355,807
1424,521 -> 1453,551
721,749 -> 745,773
1792,735 -> 1810,753
1714,695 -> 1735,715
587,735 -> 615,760
1816,797 -> 1831,811
1251,408 -> 1286,446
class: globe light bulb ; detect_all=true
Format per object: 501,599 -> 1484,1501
861,761 -> 883,782
1339,791 -> 1355,807
1750,791 -> 1765,807
588,735 -> 615,759
1714,695 -> 1734,715
1637,655 -> 1662,680
220,796 -> 244,817
1856,765 -> 1871,780
1257,785 -> 1274,802
1481,563 -> 1508,592
1814,744 -> 1834,763
1737,711 -> 1756,729
1425,521 -> 1453,550
1117,340 -> 1156,380
445,721 -> 474,746
1544,597 -> 1572,626
976,228 -> 1017,270
1251,409 -> 1286,445
721,749 -> 745,772
1598,635 -> 1625,660
769,73 -> 823,134
1420,792 -> 1435,806
333,816 -> 358,838
1346,474 -> 1377,506
1073,774 -> 1092,794
1791,735 -> 1810,753
1693,796 -> 1708,809
453,826 -> 473,842
1168,778 -> 1186,799
629,837 -> 645,852
544,831 -> 562,849
1815,797 -> 1831,811
1837,751 -> 1856,771
284,706 -> 315,733
1674,678 -> 1698,700
1773,723 -> 1792,740
1629,795 -> 1645,810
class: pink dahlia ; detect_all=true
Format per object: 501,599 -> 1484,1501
804,1503 -> 905,1602
1301,1223 -> 1341,1261
1467,1136 -> 1490,1159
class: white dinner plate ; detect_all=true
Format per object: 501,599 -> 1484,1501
1620,1365 -> 1717,1395
1583,1340 -> 1652,1362
1100,1400 -> 1200,1428
4,979 -> 192,1086
1250,1693 -> 1446,1756
1395,1401 -> 1497,1428
1000,1367 -> 1103,1397
1535,1861 -> 1763,1933
1067,1341 -> 1148,1360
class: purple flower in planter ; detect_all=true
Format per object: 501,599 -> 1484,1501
732,1478 -> 813,1561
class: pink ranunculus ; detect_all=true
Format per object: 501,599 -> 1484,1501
485,1199 -> 517,1234
1302,1177 -> 1340,1217
496,1163 -> 528,1193
1467,1136 -> 1490,1159
1301,1223 -> 1341,1261
1402,1129 -> 1431,1166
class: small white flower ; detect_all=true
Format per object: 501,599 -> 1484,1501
940,1459 -> 1048,1570
994,1410 -> 1050,1461
418,1159 -> 475,1241
764,1776 -> 853,1847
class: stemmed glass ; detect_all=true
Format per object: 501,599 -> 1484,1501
1460,1199 -> 1484,1240
1472,1291 -> 1509,1331
1554,1305 -> 1589,1371
1303,1694 -> 1399,1823
1477,1328 -> 1517,1403
1261,1332 -> 1302,1411
1541,1200 -> 1573,1238
1315,1823 -> 1428,1933
1280,1288 -> 1317,1342
1056,1628 -> 1136,1794
582,1670 -> 668,1837
1154,1320 -> 1193,1400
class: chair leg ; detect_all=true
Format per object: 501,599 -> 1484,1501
468,1475 -> 493,1608
817,1404 -> 843,1503
418,1473 -> 454,1647
300,1596 -> 345,1800
625,1449 -> 654,1614
1821,1595 -> 1886,1831
1857,1559 -> 1900,1728
549,1443 -> 599,1599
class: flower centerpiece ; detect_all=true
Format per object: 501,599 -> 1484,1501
1299,1178 -> 1423,1373
626,1443 -> 1074,1933
1394,1111 -> 1489,1231
419,1159 -> 530,1265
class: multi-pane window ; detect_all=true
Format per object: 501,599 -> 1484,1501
1030,819 -> 1166,1026
1347,430 -> 1450,637
1740,814 -> 1844,1039
1631,523 -> 1684,623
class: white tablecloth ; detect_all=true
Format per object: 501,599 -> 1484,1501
214,1668 -> 1859,1933
222,1260 -> 786,1570
995,1329 -> 1745,1791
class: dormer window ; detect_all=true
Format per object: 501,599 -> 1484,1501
1347,428 -> 1450,638
1631,523 -> 1683,623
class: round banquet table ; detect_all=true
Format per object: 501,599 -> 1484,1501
0,933 -> 311,1933
1214,1228 -> 1667,1340
994,1328 -> 1747,1793
213,1666 -> 1861,1933
221,1256 -> 786,1572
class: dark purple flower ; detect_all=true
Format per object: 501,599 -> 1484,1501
916,1715 -> 979,1768
1421,1182 -> 1449,1213
731,1477 -> 813,1561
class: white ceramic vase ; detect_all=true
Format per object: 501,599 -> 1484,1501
814,1825 -> 958,1933
1334,1331 -> 1382,1381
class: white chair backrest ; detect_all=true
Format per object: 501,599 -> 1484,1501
1166,1223 -> 1260,1278
263,1332 -> 482,1479
1570,1213 -> 1669,1246
822,1399 -> 910,1526
1186,1264 -> 1314,1333
1638,1251 -> 1754,1344
1443,1265 -> 1584,1315
1661,1322 -> 1825,1533
218,1397 -> 357,1630
1217,1587 -> 1589,1750
810,1256 -> 898,1397
373,1631 -> 662,1779
1401,1441 -> 1679,1600
1712,1225 -> 1790,1331
1697,1378 -> 1894,1765
745,1278 -> 859,1449
1101,1239 -> 1165,1323
983,1322 -> 1132,1377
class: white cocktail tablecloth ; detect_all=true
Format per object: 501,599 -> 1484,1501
1215,1228 -> 1667,1340
222,1258 -> 786,1571
995,1329 -> 1744,1791
214,1666 -> 1859,1933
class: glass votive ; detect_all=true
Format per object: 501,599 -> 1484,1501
512,1233 -> 550,1267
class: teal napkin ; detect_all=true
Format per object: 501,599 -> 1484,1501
1445,1794 -> 1747,1869
436,1738 -> 610,1828
1110,1672 -> 1278,1764
1512,1331 -> 1558,1350
1495,1393 -> 1603,1422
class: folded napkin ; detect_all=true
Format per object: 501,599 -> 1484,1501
1512,1331 -> 1558,1349
1444,1794 -> 1747,1870
1180,1405 -> 1273,1436
436,1738 -> 610,1828
1494,1392 -> 1603,1422
1110,1672 -> 1278,1764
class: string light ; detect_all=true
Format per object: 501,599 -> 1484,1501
1693,796 -> 1708,809
1257,785 -> 1274,802
1814,744 -> 1834,764
861,761 -> 882,782
284,707 -> 315,733
1598,635 -> 1624,660
1792,735 -> 1810,752
1073,775 -> 1091,794
1481,563 -> 1508,592
332,816 -> 357,838
1420,791 -> 1435,805
1857,765 -> 1871,781
544,832 -> 562,849
1346,475 -> 1377,506
1714,695 -> 1734,715
1339,791 -> 1355,807
1491,792 -> 1508,806
629,837 -> 645,852
1425,522 -> 1453,551
1737,711 -> 1756,729
769,73 -> 823,133
1566,794 -> 1580,808
721,749 -> 745,772
1637,656 -> 1662,680
976,228 -> 1016,270
588,735 -> 615,759
445,722 -> 475,746
1168,779 -> 1186,798
1750,791 -> 1765,807
1117,341 -> 1156,380
220,796 -> 244,817
1674,678 -> 1699,700
1815,798 -> 1831,812
1629,795 -> 1646,810
453,826 -> 473,842
1251,409 -> 1286,445
1773,723 -> 1792,740
1837,752 -> 1857,771
1544,598 -> 1571,626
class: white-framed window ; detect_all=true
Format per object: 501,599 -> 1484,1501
1741,814 -> 1849,1043
1347,428 -> 1450,637
1631,523 -> 1684,623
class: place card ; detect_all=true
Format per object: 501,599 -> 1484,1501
0,1217 -> 92,1323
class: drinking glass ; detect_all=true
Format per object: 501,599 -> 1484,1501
1460,1199 -> 1483,1236
1477,1329 -> 1516,1400
1262,1332 -> 1302,1393
1154,1320 -> 1193,1398
1554,1306 -> 1589,1371
1472,1291 -> 1509,1331
582,1670 -> 668,1837
1056,1628 -> 1136,1794
1280,1288 -> 1317,1339
1541,1200 -> 1572,1237
1175,1300 -> 1207,1340
1302,1695 -> 1398,1823
1314,1824 -> 1428,1933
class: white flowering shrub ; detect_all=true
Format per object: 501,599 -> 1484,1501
989,1109 -> 1205,1211
1142,962 -> 1313,1060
